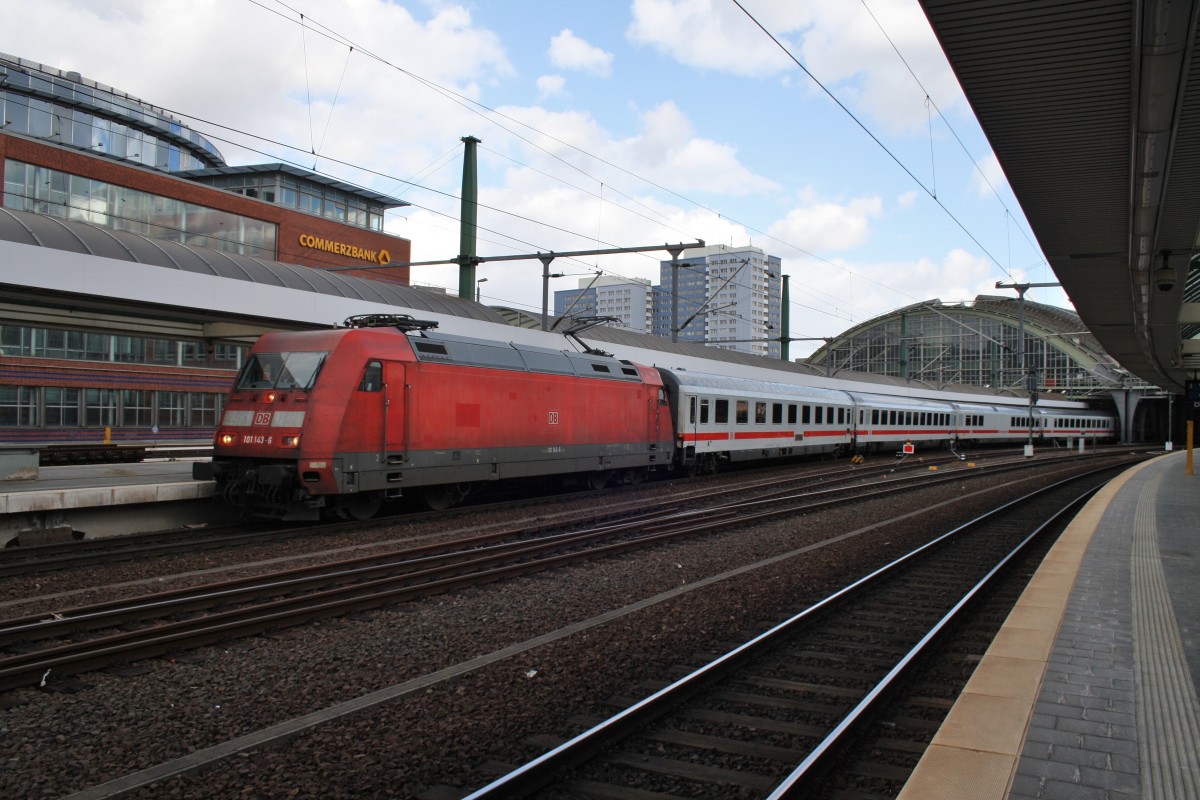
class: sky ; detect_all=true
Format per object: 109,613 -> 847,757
1,0 -> 1070,356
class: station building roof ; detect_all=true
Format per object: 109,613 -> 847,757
174,163 -> 409,210
0,207 -> 502,329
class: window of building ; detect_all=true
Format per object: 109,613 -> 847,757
189,393 -> 218,426
84,389 -> 118,427
3,159 -> 278,258
44,387 -> 80,426
0,323 -> 247,369
0,386 -> 38,426
122,390 -> 152,427
157,392 -> 186,427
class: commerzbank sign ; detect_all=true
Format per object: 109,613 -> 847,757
299,234 -> 391,265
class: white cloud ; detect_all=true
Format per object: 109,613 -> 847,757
626,0 -> 803,76
548,29 -> 614,76
768,193 -> 884,252
627,0 -> 966,133
537,74 -> 567,98
1,0 -> 513,177
898,190 -> 919,208
488,101 -> 778,199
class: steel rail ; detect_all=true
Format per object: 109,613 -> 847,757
460,466 -> 1117,798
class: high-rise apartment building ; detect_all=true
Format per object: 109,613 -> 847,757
653,245 -> 782,358
553,276 -> 653,333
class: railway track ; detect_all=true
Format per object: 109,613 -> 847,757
0,452 -> 1143,693
0,445 -> 1132,577
0,450 -> 960,575
460,464 -> 1122,799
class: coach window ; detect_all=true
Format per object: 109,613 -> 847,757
787,404 -> 797,424
756,402 -> 767,424
736,400 -> 749,424
802,405 -> 811,424
815,406 -> 824,424
700,398 -> 710,424
773,403 -> 783,424
715,399 -> 729,424
359,361 -> 383,392
688,396 -> 696,425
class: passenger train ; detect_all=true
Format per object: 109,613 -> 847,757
195,315 -> 1118,520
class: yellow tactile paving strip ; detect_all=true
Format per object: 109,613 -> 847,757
896,459 -> 1157,800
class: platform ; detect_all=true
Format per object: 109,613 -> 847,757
0,459 -> 224,545
899,450 -> 1200,800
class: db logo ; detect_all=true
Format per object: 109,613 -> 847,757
253,411 -> 273,426
548,411 -> 560,425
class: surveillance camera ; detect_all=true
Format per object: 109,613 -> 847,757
1154,266 -> 1175,292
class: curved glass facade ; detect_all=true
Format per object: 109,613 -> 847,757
4,159 -> 277,257
808,297 -> 1136,396
1,52 -> 224,171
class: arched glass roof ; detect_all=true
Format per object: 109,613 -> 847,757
0,207 -> 508,323
806,297 -> 1132,396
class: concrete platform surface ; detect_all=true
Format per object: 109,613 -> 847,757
899,451 -> 1199,800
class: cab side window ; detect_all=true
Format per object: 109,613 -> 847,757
359,361 -> 383,392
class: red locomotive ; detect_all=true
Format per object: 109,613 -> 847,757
196,315 -> 674,519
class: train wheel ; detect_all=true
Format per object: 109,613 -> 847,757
624,468 -> 647,486
337,492 -> 382,521
587,470 -> 612,490
421,483 -> 471,511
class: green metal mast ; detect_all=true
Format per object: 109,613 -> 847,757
457,136 -> 480,300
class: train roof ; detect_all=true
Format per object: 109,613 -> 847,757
658,368 -> 849,401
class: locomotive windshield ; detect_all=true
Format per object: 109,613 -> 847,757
236,351 -> 327,390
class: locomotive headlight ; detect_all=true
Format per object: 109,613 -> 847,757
266,391 -> 277,403
281,435 -> 301,448
218,432 -> 236,446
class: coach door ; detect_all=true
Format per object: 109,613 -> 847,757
381,361 -> 406,456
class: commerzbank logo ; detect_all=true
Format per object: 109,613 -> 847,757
299,234 -> 391,265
